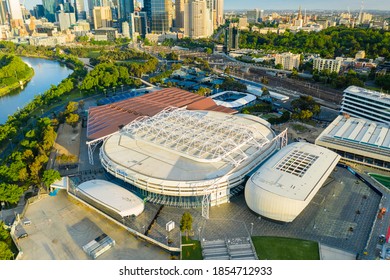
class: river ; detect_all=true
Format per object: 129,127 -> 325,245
0,57 -> 73,124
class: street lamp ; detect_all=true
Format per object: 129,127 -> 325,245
121,84 -> 124,93
142,225 -> 145,234
198,227 -> 201,240
250,223 -> 254,236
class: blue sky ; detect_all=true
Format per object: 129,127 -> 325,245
25,0 -> 390,11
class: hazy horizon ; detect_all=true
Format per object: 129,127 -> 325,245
24,0 -> 390,12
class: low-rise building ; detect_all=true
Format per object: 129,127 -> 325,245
316,115 -> 390,171
275,52 -> 300,70
313,58 -> 342,73
341,86 -> 390,124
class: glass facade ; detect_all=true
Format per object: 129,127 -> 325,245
118,0 -> 134,21
144,0 -> 171,33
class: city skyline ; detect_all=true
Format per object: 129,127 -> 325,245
24,0 -> 390,11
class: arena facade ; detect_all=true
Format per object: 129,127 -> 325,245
245,142 -> 340,222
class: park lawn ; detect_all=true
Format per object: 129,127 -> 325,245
251,236 -> 320,260
88,51 -> 101,59
181,236 -> 203,260
369,173 -> 390,189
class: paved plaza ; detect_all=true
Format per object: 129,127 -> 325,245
17,190 -> 171,260
143,167 -> 381,257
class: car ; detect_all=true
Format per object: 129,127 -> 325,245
386,248 -> 390,260
379,234 -> 386,245
22,218 -> 31,226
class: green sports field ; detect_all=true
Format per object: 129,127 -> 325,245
251,236 -> 320,260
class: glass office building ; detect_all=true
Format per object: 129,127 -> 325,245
144,0 -> 171,33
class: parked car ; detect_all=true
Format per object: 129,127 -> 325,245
385,248 -> 390,260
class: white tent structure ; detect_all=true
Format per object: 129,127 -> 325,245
75,180 -> 144,217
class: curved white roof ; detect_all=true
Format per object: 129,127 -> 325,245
76,180 -> 144,217
245,142 -> 340,222
102,109 -> 276,182
210,91 -> 257,108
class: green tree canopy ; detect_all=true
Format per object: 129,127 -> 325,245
42,169 -> 61,188
180,212 -> 193,241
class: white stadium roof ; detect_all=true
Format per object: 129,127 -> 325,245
76,180 -> 144,217
245,142 -> 340,222
100,108 -> 279,203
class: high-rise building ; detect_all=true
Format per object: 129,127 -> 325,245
74,0 -> 86,20
129,11 -> 147,38
184,0 -> 210,39
275,52 -> 300,71
7,0 -> 23,20
247,9 -> 259,23
87,0 -> 100,20
224,23 -> 239,52
57,3 -> 76,30
0,0 -> 7,24
42,0 -> 59,22
33,4 -> 46,19
118,0 -> 134,22
144,0 -> 172,33
313,58 -> 341,73
214,0 -> 223,27
175,0 -> 186,30
93,6 -> 112,29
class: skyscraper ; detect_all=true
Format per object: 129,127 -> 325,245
184,0 -> 211,39
118,0 -> 134,22
74,0 -> 86,20
0,0 -> 7,24
57,3 -> 76,30
87,0 -> 100,20
175,0 -> 186,30
93,5 -> 112,29
224,23 -> 239,52
144,0 -> 172,33
214,0 -> 223,27
42,0 -> 59,22
7,0 -> 23,20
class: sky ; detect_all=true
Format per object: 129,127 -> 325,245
24,0 -> 390,11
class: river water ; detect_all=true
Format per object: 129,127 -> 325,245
0,57 -> 73,124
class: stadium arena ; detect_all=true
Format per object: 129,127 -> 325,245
99,107 -> 287,214
245,142 -> 340,222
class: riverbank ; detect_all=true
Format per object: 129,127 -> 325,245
0,66 -> 34,97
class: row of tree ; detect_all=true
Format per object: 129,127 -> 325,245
312,69 -> 365,89
240,27 -> 390,59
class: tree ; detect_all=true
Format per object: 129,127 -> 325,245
42,169 -> 61,188
0,241 -> 14,260
180,212 -> 193,241
197,87 -> 211,96
0,183 -> 24,204
65,101 -> 78,114
275,63 -> 283,69
66,113 -> 79,127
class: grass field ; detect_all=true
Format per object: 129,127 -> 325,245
181,236 -> 203,260
251,236 -> 320,260
369,173 -> 390,189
